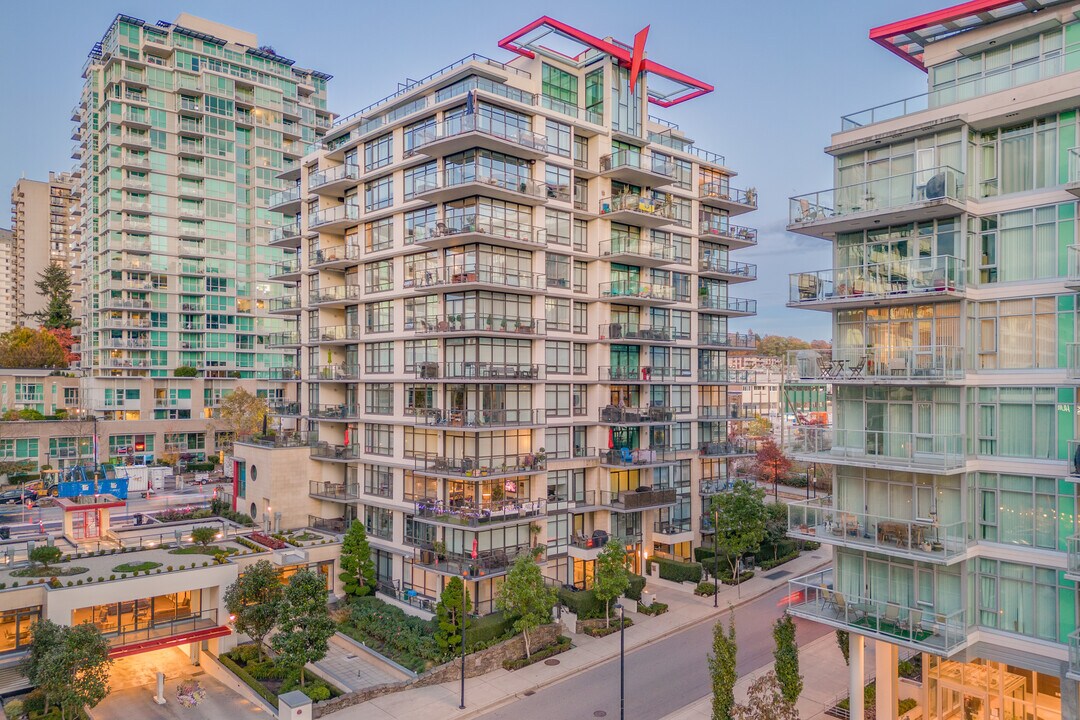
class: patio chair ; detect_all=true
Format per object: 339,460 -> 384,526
819,585 -> 836,613
883,604 -> 900,627
817,356 -> 836,379
834,592 -> 849,619
898,609 -> 922,638
847,356 -> 866,378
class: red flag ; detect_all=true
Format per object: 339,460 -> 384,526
608,427 -> 615,450
344,427 -> 350,446
471,537 -> 478,559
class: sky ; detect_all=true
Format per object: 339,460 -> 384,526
0,0 -> 949,340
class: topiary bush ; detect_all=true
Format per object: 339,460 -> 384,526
694,581 -> 718,596
649,557 -> 703,584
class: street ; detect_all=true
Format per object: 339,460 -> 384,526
476,584 -> 831,720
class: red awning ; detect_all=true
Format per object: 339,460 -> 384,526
109,625 -> 231,659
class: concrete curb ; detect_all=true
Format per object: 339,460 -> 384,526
456,558 -> 832,720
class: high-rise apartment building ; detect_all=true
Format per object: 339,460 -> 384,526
71,14 -> 332,457
234,18 -> 758,614
0,228 -> 14,332
784,2 -> 1080,718
8,172 -> 80,329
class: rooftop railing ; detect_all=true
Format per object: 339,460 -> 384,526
790,166 -> 965,225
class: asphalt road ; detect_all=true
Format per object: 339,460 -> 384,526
475,584 -> 831,720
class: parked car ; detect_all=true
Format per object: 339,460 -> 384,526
0,488 -> 36,505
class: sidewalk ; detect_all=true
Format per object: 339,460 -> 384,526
660,629 -> 875,720
325,546 -> 833,719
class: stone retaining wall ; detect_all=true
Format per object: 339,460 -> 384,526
312,623 -> 562,717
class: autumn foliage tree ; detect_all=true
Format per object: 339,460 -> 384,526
217,387 -> 268,440
754,438 -> 793,496
0,327 -> 67,368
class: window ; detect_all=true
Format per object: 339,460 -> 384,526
365,342 -> 394,373
546,341 -> 571,374
546,254 -> 570,289
365,424 -> 393,456
976,473 -> 1060,549
404,162 -> 437,199
365,301 -> 393,333
546,119 -> 571,157
364,133 -> 393,172
546,165 -> 571,202
542,64 -> 578,105
365,175 -> 393,212
365,261 -> 393,293
546,298 -> 570,331
546,209 -> 571,246
364,466 -> 393,498
365,506 -> 393,539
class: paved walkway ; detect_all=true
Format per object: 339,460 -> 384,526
324,547 -> 836,719
311,634 -> 410,693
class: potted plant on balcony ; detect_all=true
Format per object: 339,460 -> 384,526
432,540 -> 446,563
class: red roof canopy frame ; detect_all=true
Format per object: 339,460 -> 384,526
870,0 -> 1072,71
498,17 -> 713,108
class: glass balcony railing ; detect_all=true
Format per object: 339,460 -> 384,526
309,364 -> 361,381
309,284 -> 361,305
598,324 -> 686,343
1067,244 -> 1080,287
309,443 -> 365,461
414,114 -> 547,154
788,427 -> 965,471
598,447 -> 679,466
413,361 -> 544,380
414,314 -> 544,336
267,330 -> 301,347
410,408 -> 545,428
699,184 -> 757,209
599,405 -> 676,424
699,257 -> 757,279
599,487 -> 677,510
790,166 -> 965,225
699,439 -> 758,458
308,164 -> 359,191
786,568 -> 966,655
414,452 -> 547,476
599,280 -> 675,302
309,481 -> 360,500
268,400 -> 301,415
1070,630 -> 1080,679
310,204 -> 360,228
309,404 -> 362,420
699,295 -> 756,314
600,236 -> 676,262
1067,534 -> 1080,577
268,295 -> 301,312
599,194 -> 680,224
410,215 -> 546,247
270,257 -> 300,276
698,220 -> 757,246
108,609 -> 219,650
699,332 -> 757,350
411,544 -> 539,577
785,346 -> 964,383
600,367 -> 692,382
269,222 -> 301,244
787,496 -> 966,562
408,265 -> 545,292
268,185 -> 301,207
600,149 -> 675,179
310,243 -> 361,266
790,256 -> 965,305
698,368 -> 751,383
435,166 -> 546,199
841,49 -> 1080,131
413,498 -> 546,527
311,325 -> 361,343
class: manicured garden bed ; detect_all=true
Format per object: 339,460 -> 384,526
220,645 -> 342,704
503,636 -> 571,670
636,601 -> 668,616
12,565 -> 87,578
580,617 -> 633,638
169,545 -> 238,556
112,561 -> 162,573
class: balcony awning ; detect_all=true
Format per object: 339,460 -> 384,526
870,0 -> 1072,70
109,625 -> 231,659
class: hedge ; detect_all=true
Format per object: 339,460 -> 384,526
637,601 -> 668,616
502,636 -> 572,671
624,574 -> 646,601
218,652 -> 279,707
467,611 -> 516,651
760,551 -> 799,571
648,557 -> 703,584
557,587 -> 608,619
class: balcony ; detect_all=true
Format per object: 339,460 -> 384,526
268,294 -> 301,314
699,332 -> 757,350
309,443 -> 365,462
698,257 -> 756,283
789,256 -> 965,311
413,498 -> 546,528
699,439 -> 758,458
309,404 -> 362,421
700,477 -> 738,496
411,544 -> 540,578
269,222 -> 302,248
310,243 -> 361,270
599,194 -> 679,230
413,452 -> 547,478
698,184 -> 757,215
789,166 -> 966,237
410,215 -> 546,251
785,569 -> 966,656
107,609 -> 221,653
785,346 -> 964,384
787,497 -> 966,565
599,487 -> 677,512
414,314 -> 544,338
409,265 -> 546,294
266,330 -> 301,348
698,295 -> 756,316
653,519 -> 694,542
310,204 -> 360,232
309,481 -> 360,501
308,163 -> 360,195
309,364 -> 361,382
122,111 -> 151,128
413,114 -> 548,160
601,366 -> 692,383
267,185 -> 302,213
312,325 -> 361,345
268,400 -> 301,416
600,324 -> 685,345
599,405 -> 676,425
599,280 -> 675,306
266,367 -> 302,381
600,237 -> 676,270
269,257 -> 301,281
414,167 -> 547,206
1070,630 -> 1080,682
697,220 -> 758,249
414,361 -> 545,381
309,284 -> 360,307
788,427 -> 965,473
599,447 -> 679,468
699,368 -> 751,384
411,407 -> 545,429
309,516 -> 347,533
600,149 -> 676,187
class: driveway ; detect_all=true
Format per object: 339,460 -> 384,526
90,647 -> 267,719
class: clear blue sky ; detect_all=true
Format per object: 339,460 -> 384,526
0,0 -> 947,339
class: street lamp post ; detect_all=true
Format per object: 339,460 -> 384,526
615,602 -> 625,720
713,506 -> 719,608
459,575 -> 467,710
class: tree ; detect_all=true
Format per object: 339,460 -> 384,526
24,620 -> 112,720
34,263 -> 75,330
271,569 -> 335,687
754,439 -> 793,498
709,613 -> 738,720
434,576 -> 471,654
592,539 -> 630,628
755,335 -> 810,359
762,503 -> 789,561
0,327 -> 67,368
711,481 -> 768,588
836,629 -> 850,666
747,414 -> 773,438
29,545 -> 62,569
190,526 -> 217,547
224,559 -> 283,660
731,671 -> 800,720
339,520 -> 376,598
496,552 -> 557,658
44,327 -> 79,365
217,388 -> 268,440
773,615 -> 803,705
